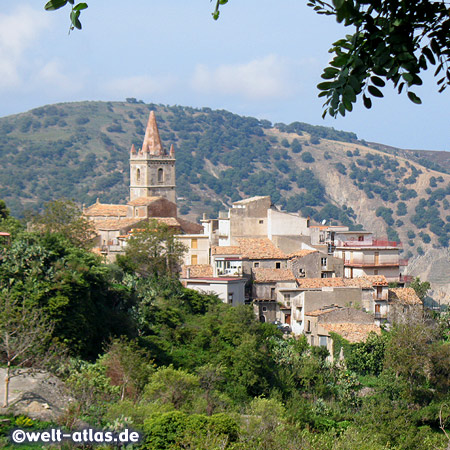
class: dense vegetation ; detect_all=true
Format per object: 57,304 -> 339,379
0,101 -> 449,251
1,204 -> 450,449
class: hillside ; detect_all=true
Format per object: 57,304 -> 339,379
0,101 -> 449,285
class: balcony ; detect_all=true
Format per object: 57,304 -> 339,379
373,293 -> 388,301
340,240 -> 402,248
344,260 -> 400,267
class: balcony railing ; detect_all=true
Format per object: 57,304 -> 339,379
340,240 -> 402,248
373,294 -> 388,300
344,260 -> 400,267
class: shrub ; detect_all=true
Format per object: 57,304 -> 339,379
301,152 -> 315,163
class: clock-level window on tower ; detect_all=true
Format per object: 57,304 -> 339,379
158,168 -> 164,183
136,168 -> 141,182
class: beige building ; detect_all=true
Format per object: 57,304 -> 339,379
180,265 -> 246,306
84,112 -> 202,260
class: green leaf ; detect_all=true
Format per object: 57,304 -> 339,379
401,73 -> 413,83
407,91 -> 422,104
332,0 -> 345,9
321,67 -> 339,79
344,84 -> 356,103
368,85 -> 383,98
73,3 -> 88,11
363,94 -> 372,109
44,0 -> 68,11
423,47 -> 436,65
370,76 -> 385,87
317,81 -> 333,90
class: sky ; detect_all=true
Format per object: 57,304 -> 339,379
0,0 -> 448,151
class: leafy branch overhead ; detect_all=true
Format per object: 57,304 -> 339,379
309,0 -> 450,117
44,0 -> 450,116
44,0 -> 87,30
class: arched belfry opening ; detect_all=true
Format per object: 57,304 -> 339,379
158,168 -> 164,183
136,168 -> 141,182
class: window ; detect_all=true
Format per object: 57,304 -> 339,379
284,293 -> 291,307
259,219 -> 264,224
307,320 -> 311,332
321,273 -> 328,278
191,255 -> 198,265
374,269 -> 379,275
191,238 -> 198,249
228,293 -> 233,304
298,268 -> 305,277
136,168 -> 141,182
270,288 -> 275,299
311,336 -> 315,346
275,262 -> 281,269
253,262 -> 259,268
319,336 -> 328,347
157,168 -> 164,183
321,257 -> 327,267
262,306 -> 267,312
358,235 -> 364,241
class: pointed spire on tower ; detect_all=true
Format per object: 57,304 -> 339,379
142,111 -> 164,155
169,144 -> 175,158
130,143 -> 137,155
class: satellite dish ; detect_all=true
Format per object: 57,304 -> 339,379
321,219 -> 327,225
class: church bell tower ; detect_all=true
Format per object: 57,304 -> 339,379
129,111 -> 176,203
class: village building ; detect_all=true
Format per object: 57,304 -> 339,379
303,305 -> 381,357
310,226 -> 409,284
180,265 -> 246,306
84,112 -> 202,261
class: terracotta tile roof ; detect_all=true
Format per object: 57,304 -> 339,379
84,202 -> 128,217
296,277 -> 346,289
93,218 -> 144,231
321,323 -> 381,343
253,268 -> 296,283
388,288 -> 422,305
212,246 -> 242,256
343,275 -> 388,288
288,249 -> 318,259
181,265 -> 213,278
127,196 -> 162,206
236,238 -> 287,260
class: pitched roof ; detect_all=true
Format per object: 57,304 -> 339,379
253,268 -> 296,283
84,202 -> 128,217
236,238 -> 287,260
181,265 -> 213,278
142,111 -> 165,155
151,217 -> 181,227
212,246 -> 242,256
320,323 -> 381,343
288,249 -> 318,259
93,218 -> 144,231
343,275 -> 388,288
127,196 -> 163,206
176,217 -> 204,235
388,288 -> 422,305
296,277 -> 346,289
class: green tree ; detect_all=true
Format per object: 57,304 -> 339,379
410,276 -> 431,301
30,199 -> 94,249
121,220 -> 187,278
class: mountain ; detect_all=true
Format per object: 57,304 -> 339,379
0,101 -> 449,294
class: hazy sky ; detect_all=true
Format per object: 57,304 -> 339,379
0,1 -> 448,151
